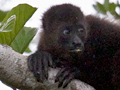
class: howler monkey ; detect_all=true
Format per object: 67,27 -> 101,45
28,4 -> 120,90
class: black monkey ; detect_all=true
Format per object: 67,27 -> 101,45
28,4 -> 120,90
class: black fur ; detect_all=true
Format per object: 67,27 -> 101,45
28,4 -> 120,90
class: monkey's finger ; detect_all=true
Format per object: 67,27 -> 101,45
63,74 -> 73,88
55,68 -> 64,82
43,53 -> 49,79
55,68 -> 68,82
37,52 -> 45,82
34,72 -> 43,83
30,53 -> 38,73
58,70 -> 70,88
27,54 -> 34,71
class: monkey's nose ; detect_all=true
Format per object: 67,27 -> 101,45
72,35 -> 82,47
72,41 -> 81,47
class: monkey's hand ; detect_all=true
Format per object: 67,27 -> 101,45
27,51 -> 53,82
55,67 -> 81,88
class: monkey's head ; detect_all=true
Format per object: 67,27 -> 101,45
41,4 -> 88,53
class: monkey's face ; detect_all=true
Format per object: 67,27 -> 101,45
58,23 -> 87,53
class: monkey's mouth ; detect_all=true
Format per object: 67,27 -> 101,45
70,48 -> 81,52
69,47 -> 83,52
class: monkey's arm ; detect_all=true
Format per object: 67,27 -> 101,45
27,50 -> 53,82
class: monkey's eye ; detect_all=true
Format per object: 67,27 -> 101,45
63,30 -> 70,35
78,28 -> 84,33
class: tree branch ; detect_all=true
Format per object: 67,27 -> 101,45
0,44 -> 95,90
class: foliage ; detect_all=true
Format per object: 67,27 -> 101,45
0,10 -> 8,22
93,0 -> 120,19
0,4 -> 37,54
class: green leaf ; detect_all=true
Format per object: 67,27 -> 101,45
11,27 -> 37,54
103,0 -> 109,10
25,46 -> 31,53
93,2 -> 107,14
0,15 -> 16,32
109,3 -> 117,15
0,4 -> 37,45
0,10 -> 8,22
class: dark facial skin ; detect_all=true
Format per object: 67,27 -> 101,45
27,4 -> 120,90
58,24 -> 86,52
